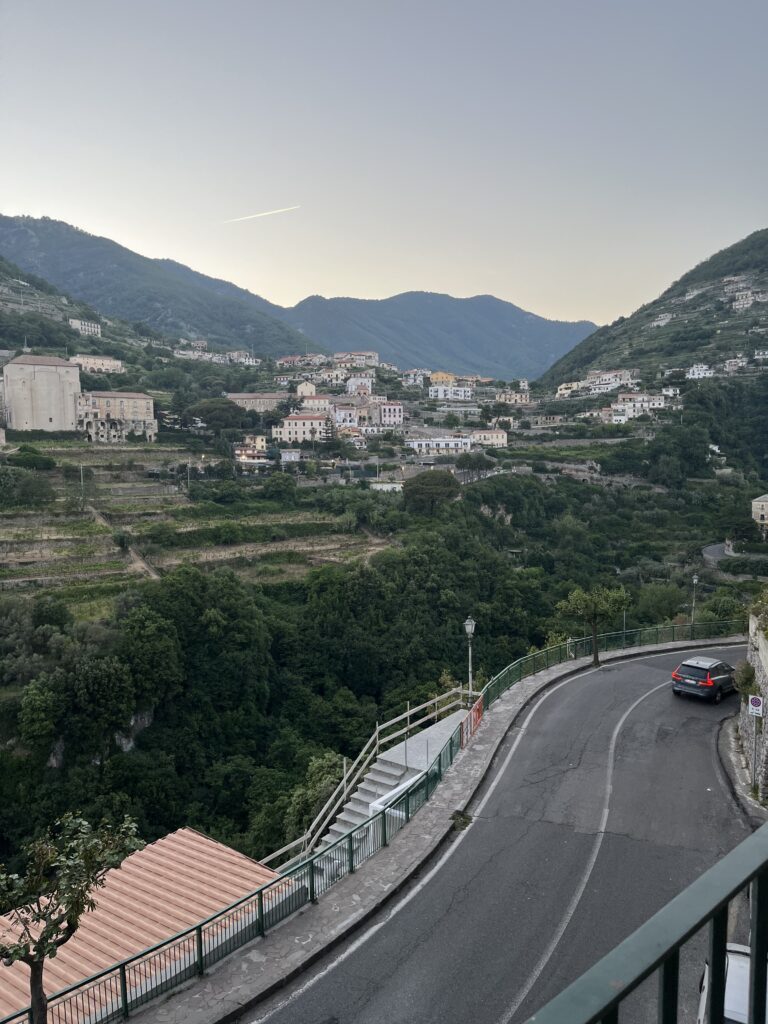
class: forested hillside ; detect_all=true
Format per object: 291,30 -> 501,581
0,462 -> 756,868
0,216 -> 311,356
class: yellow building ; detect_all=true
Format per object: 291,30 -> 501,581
429,371 -> 456,385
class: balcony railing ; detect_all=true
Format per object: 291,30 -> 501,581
526,821 -> 768,1024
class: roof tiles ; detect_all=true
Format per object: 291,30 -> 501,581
0,828 -> 279,1020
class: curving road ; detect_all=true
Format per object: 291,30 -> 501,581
246,646 -> 749,1024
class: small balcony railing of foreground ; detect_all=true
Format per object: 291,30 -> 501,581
526,821 -> 768,1024
0,617 -> 746,1024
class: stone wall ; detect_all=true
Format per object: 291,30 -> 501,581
740,615 -> 768,796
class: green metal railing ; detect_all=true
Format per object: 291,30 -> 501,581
0,617 -> 746,1024
526,821 -> 768,1024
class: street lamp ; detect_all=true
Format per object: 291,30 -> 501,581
464,616 -> 476,706
691,574 -> 699,632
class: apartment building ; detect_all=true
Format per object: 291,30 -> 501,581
496,390 -> 532,405
428,385 -> 474,401
404,435 -> 471,453
271,413 -> 332,444
68,318 -> 102,337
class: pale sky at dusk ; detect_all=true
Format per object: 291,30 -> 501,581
1,0 -> 766,324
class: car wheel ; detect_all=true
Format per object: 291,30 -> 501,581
713,688 -> 723,705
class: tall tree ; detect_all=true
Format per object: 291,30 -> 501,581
0,814 -> 143,1024
557,585 -> 629,666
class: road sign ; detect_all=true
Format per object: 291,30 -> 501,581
749,695 -> 764,718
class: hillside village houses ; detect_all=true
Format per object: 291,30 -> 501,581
1,354 -> 157,440
334,350 -> 379,368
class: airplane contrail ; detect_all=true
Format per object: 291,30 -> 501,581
223,205 -> 301,223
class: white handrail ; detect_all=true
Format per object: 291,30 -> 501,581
263,687 -> 464,866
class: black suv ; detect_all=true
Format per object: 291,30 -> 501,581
671,656 -> 736,703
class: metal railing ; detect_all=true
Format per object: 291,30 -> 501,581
262,686 -> 465,867
0,617 -> 746,1024
526,821 -> 768,1024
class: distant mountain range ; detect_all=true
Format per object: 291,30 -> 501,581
0,215 -> 596,378
539,228 -> 768,387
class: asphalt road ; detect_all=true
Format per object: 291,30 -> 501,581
245,646 -> 749,1024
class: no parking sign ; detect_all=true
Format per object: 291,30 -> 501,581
749,695 -> 764,718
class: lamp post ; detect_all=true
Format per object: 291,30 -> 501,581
464,616 -> 476,706
691,573 -> 699,635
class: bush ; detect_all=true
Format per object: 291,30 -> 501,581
7,448 -> 56,470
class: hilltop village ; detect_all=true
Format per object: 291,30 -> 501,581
3,329 -> 767,477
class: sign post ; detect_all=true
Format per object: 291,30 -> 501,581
749,695 -> 764,787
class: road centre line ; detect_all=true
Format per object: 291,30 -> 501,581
248,646 -> 742,1023
494,677 -> 671,1024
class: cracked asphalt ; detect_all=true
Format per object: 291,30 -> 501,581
245,647 -> 749,1024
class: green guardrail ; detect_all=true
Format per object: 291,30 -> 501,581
526,821 -> 768,1024
0,618 -> 747,1024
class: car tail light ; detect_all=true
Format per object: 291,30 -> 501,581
703,675 -> 715,687
671,670 -> 682,681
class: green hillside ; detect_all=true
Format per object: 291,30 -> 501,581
538,228 -> 768,387
0,253 -> 134,354
0,216 -> 313,357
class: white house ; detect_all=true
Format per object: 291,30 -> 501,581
405,435 -> 471,453
346,376 -> 374,395
428,385 -> 474,401
686,364 -> 715,379
471,429 -> 508,447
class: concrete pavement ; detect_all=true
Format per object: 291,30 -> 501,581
131,636 -> 748,1024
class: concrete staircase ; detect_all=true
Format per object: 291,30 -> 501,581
317,709 -> 467,851
319,754 -> 421,849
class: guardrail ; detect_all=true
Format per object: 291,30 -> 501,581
526,821 -> 768,1024
0,617 -> 746,1024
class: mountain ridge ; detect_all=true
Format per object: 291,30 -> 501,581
0,215 -> 596,378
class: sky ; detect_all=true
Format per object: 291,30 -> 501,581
0,0 -> 766,324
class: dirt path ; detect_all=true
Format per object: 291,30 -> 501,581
88,506 -> 160,580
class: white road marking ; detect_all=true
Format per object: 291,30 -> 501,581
246,645 -> 743,1023
494,677 -> 671,1024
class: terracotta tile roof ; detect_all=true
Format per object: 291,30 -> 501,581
0,828 -> 279,1020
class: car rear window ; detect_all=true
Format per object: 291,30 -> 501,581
679,664 -> 709,679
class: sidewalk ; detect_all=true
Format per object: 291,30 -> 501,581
134,636 -> 747,1024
